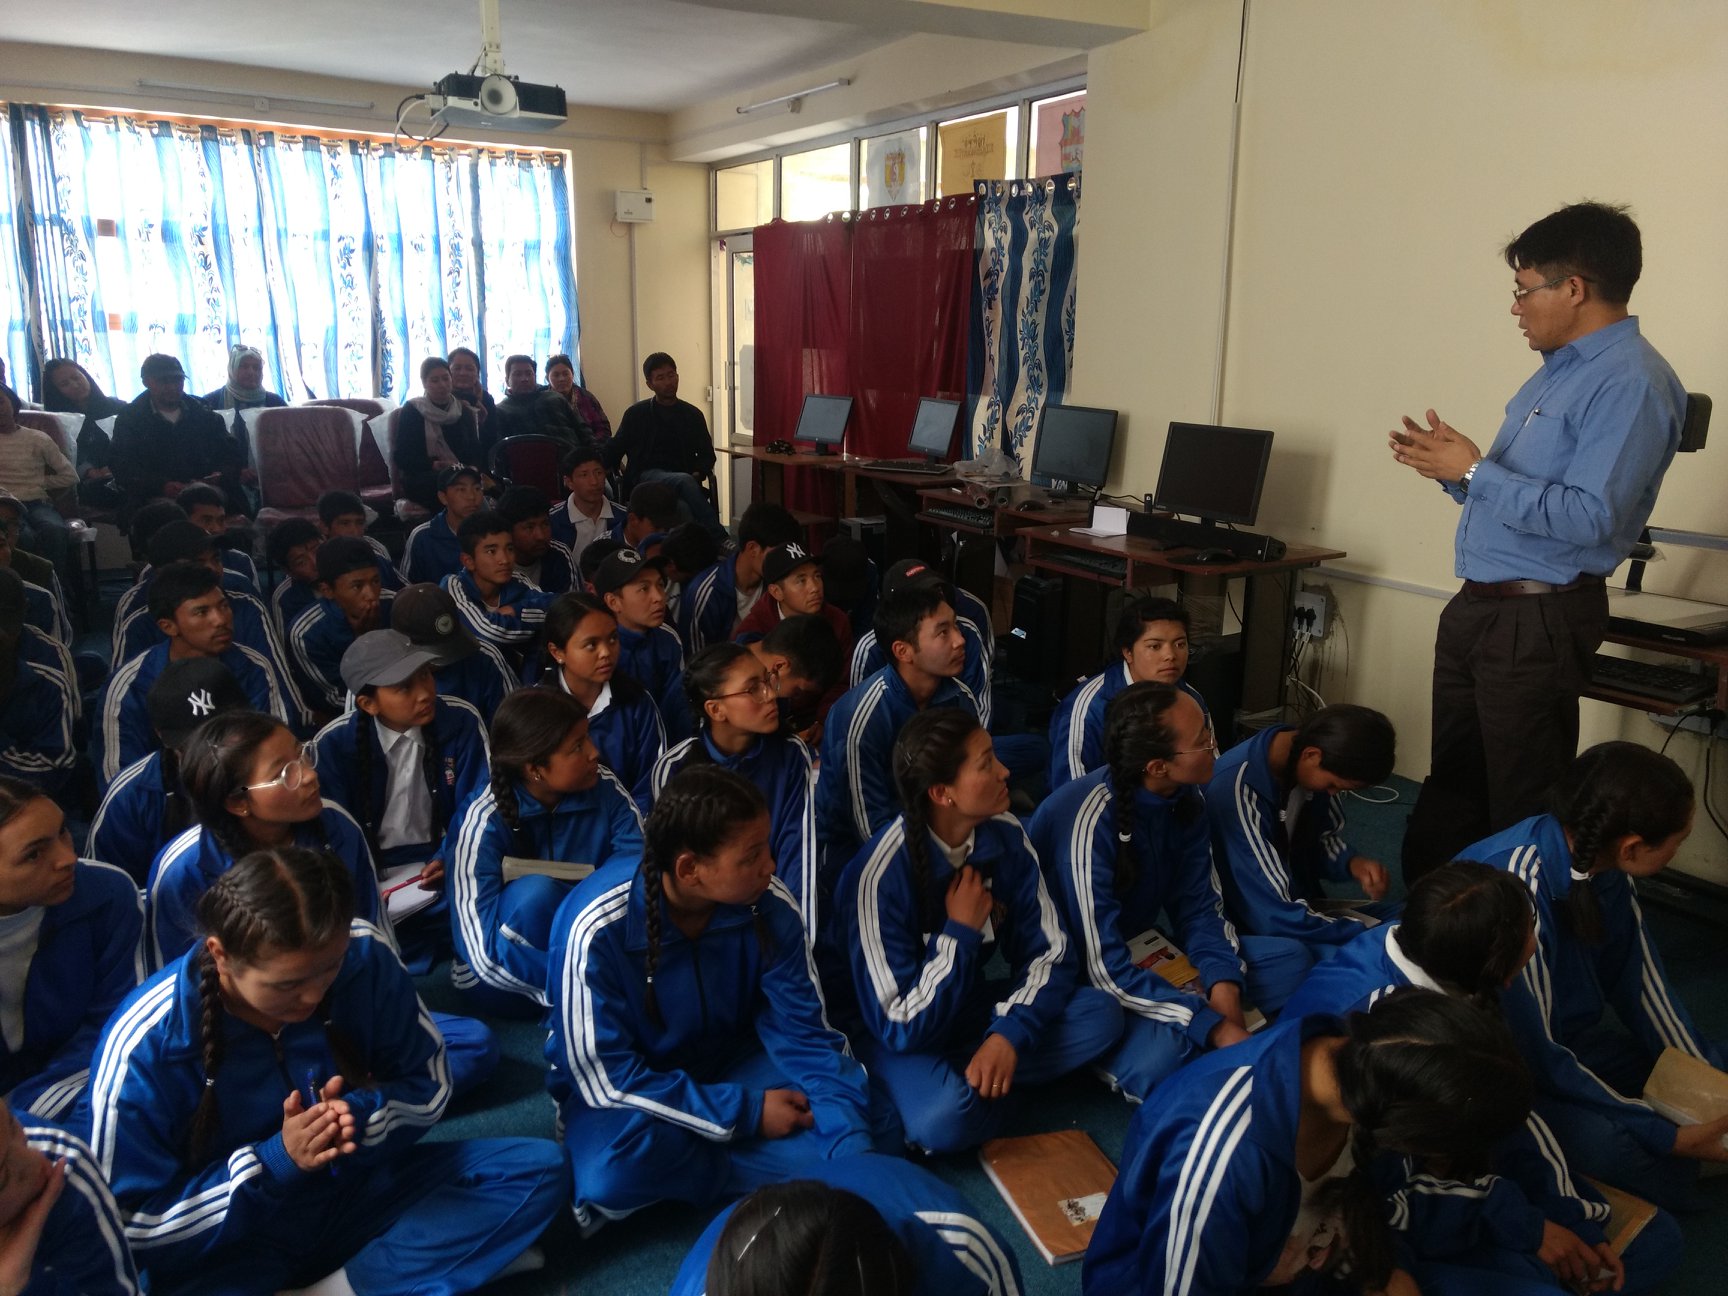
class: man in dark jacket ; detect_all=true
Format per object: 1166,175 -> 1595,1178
603,351 -> 723,542
109,354 -> 246,519
490,354 -> 591,448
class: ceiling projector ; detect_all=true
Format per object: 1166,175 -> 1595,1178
429,72 -> 567,132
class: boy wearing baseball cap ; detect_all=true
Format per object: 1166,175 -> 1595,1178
593,547 -> 692,742
392,582 -> 518,720
848,558 -> 994,726
403,464 -> 486,584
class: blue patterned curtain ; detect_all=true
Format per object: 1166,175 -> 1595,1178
5,102 -> 576,404
966,172 -> 1080,463
0,115 -> 33,391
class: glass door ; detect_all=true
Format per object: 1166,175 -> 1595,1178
721,233 -> 755,512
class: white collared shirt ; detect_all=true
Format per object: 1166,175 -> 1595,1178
0,907 -> 46,1052
376,720 -> 434,852
566,497 -> 620,568
1384,924 -> 1444,992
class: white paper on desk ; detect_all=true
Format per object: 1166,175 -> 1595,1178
1072,505 -> 1128,538
381,863 -> 437,922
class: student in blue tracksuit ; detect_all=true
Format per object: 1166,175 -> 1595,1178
539,592 -> 665,804
1084,990 -> 1538,1296
0,780 -> 143,1126
497,484 -> 576,594
264,515 -> 322,640
1049,596 -> 1212,792
1031,683 -> 1293,1098
171,483 -> 258,590
447,686 -> 644,1009
89,658 -> 250,885
0,573 -> 76,795
1467,741 -> 1728,1212
3,1104 -> 141,1295
677,501 -> 801,657
1205,705 -> 1400,995
390,580 -> 519,722
829,709 -> 1122,1153
595,545 -> 694,741
672,1154 -> 1024,1296
548,445 -> 627,567
849,559 -> 994,728
650,643 -> 818,934
546,764 -> 877,1228
316,489 -> 405,591
86,847 -> 566,1295
288,536 -> 394,717
441,511 -> 555,666
145,710 -> 385,970
402,464 -> 485,584
94,564 -> 292,790
816,574 -> 981,866
1284,862 -> 1681,1294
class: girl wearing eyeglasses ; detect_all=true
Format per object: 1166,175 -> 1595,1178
541,592 -> 666,805
144,710 -> 384,971
1029,682 -> 1260,1104
823,708 -> 1122,1154
648,643 -> 819,937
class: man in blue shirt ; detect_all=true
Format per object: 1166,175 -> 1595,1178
1390,202 -> 1685,881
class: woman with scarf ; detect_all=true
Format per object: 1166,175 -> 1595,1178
395,357 -> 496,512
200,345 -> 288,416
41,358 -> 128,510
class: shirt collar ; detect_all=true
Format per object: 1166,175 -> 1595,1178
1546,313 -> 1639,365
1385,924 -> 1443,993
932,829 -> 976,870
376,720 -> 424,757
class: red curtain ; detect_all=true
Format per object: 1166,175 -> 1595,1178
752,217 -> 851,513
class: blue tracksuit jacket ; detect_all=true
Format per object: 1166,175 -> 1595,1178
848,586 -> 994,727
0,861 -> 143,1124
829,813 -> 1075,1060
402,510 -> 461,584
270,546 -> 403,641
20,575 -> 70,646
20,1121 -> 140,1295
1204,724 -> 1372,946
288,592 -> 395,713
547,496 -> 626,555
1048,663 -> 1210,791
447,773 -> 644,1004
648,730 -> 818,935
517,539 -> 575,595
145,806 -> 383,970
94,641 -> 289,791
1029,769 -> 1241,1048
2,626 -> 76,791
814,666 -> 980,863
441,569 -> 554,652
111,562 -> 257,643
83,921 -> 449,1282
1472,813 -> 1710,1154
433,642 -> 517,721
309,697 -> 490,870
88,752 -> 185,885
678,553 -> 748,657
670,1153 -> 1023,1296
545,860 -> 873,1153
548,672 -> 664,806
617,620 -> 691,742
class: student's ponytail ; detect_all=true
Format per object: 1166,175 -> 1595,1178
1550,742 -> 1694,946
891,709 -> 984,933
640,765 -> 770,1027
159,746 -> 194,842
1394,861 -> 1535,1007
1101,683 -> 1183,897
1331,988 -> 1532,1290
487,688 -> 590,858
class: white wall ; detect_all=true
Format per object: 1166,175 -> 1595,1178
1070,0 -> 1728,879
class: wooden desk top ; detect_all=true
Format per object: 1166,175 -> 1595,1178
1024,524 -> 1345,577
719,442 -> 958,480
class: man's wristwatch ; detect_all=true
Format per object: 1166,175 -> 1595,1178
1458,459 -> 1481,495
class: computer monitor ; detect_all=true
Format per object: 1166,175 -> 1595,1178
1151,422 -> 1275,526
906,397 -> 961,462
1028,404 -> 1119,495
794,394 -> 852,455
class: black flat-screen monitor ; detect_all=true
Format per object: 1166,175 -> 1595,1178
1029,404 -> 1119,493
907,397 -> 961,461
1151,422 -> 1275,526
795,394 -> 852,454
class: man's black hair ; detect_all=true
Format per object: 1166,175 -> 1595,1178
148,561 -> 222,625
266,517 -> 322,571
1504,201 -> 1643,306
504,353 -> 537,376
457,510 -> 513,557
873,581 -> 950,654
578,537 -> 629,584
737,502 -> 800,552
128,500 -> 188,555
560,444 -> 604,476
175,483 -> 226,515
146,520 -> 218,569
496,485 -> 551,527
317,490 -> 367,528
626,481 -> 680,529
761,613 -> 842,696
316,536 -> 380,587
642,351 -> 675,383
659,523 -> 721,581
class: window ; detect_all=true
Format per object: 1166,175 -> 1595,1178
780,143 -> 852,223
716,159 -> 774,233
1030,90 -> 1086,177
936,107 -> 1018,198
860,127 -> 926,209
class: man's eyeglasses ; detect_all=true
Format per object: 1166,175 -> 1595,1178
1511,273 -> 1590,302
242,742 -> 316,793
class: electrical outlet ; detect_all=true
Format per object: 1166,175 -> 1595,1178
1293,590 -> 1328,639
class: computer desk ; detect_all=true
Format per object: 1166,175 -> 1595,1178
1017,523 -> 1346,716
1584,628 -> 1728,716
914,486 -> 1093,610
717,442 -> 961,518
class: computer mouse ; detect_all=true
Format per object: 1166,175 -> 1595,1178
1186,548 -> 1237,565
1015,500 -> 1040,512
766,439 -> 794,455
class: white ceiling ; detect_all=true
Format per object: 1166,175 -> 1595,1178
0,0 -> 907,113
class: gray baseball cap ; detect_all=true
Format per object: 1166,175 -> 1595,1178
339,629 -> 442,692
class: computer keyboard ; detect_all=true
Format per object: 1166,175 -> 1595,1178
859,459 -> 951,474
926,504 -> 996,529
1588,654 -> 1717,705
1045,550 -> 1129,581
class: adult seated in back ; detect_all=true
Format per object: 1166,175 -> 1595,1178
447,344 -> 496,427
403,464 -> 486,584
40,357 -> 127,510
491,354 -> 589,447
109,353 -> 244,518
545,352 -> 611,440
396,356 -> 494,512
604,351 -> 724,542
0,382 -> 76,578
199,343 -> 287,416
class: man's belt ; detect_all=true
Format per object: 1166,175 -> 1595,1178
1461,574 -> 1605,598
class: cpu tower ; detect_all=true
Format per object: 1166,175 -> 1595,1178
1005,575 -> 1068,689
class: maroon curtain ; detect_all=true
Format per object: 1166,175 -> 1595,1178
752,217 -> 851,513
848,200 -> 975,459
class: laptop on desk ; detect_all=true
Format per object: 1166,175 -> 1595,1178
1607,588 -> 1728,647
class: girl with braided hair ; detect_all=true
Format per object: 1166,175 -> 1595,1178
541,591 -> 667,804
1464,741 -> 1728,1212
648,642 -> 819,936
446,686 -> 642,1010
825,708 -> 1121,1154
85,846 -> 566,1294
145,710 -> 384,972
1084,988 -> 1537,1296
1029,682 -> 1273,1102
545,764 -> 875,1231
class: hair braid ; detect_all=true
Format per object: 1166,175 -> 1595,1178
488,766 -> 532,858
353,708 -> 382,861
1559,795 -> 1611,945
889,710 -> 982,934
189,951 -> 227,1164
422,712 -> 446,845
160,746 -> 192,841
1109,763 -> 1141,898
899,799 -> 936,936
641,850 -> 666,1028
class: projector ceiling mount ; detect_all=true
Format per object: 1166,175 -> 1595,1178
396,0 -> 569,146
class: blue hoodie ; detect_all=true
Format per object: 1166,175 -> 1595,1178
287,592 -> 395,713
617,620 -> 692,742
19,1120 -> 140,1295
402,510 -> 461,584
1048,662 -> 1210,792
847,585 -> 994,727
2,625 -> 76,791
